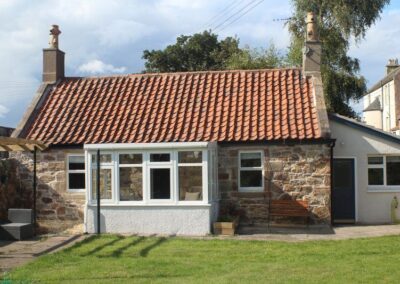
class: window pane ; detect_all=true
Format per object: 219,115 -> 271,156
68,173 -> 85,189
91,168 -> 112,199
150,168 -> 170,199
150,153 -> 170,162
69,156 -> 85,170
368,157 -> 383,165
387,156 -> 400,185
368,168 -> 384,185
119,154 -> 142,165
119,167 -> 143,201
240,170 -> 262,188
178,151 -> 202,163
240,152 -> 262,167
179,166 -> 202,201
91,154 -> 112,164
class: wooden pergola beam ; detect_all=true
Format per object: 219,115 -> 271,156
0,136 -> 47,152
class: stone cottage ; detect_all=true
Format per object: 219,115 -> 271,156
11,14 -> 333,235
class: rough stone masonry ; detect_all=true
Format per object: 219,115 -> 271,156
218,144 -> 331,225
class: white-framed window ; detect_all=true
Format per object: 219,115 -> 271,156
118,153 -> 143,202
368,155 -> 400,187
67,154 -> 85,192
239,151 -> 264,192
90,152 -> 114,201
178,151 -> 203,201
86,147 -> 210,205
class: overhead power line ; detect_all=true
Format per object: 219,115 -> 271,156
214,0 -> 265,33
201,0 -> 243,31
211,0 -> 260,31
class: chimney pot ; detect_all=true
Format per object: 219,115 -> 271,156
303,12 -> 321,74
43,25 -> 65,83
386,58 -> 399,75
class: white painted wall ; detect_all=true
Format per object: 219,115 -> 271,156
363,80 -> 396,133
364,110 -> 383,129
331,119 -> 400,223
86,205 -> 214,235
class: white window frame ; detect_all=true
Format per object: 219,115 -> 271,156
84,143 -> 211,206
117,151 -> 145,204
147,151 -> 174,203
238,150 -> 264,192
367,155 -> 400,191
88,151 -> 115,203
176,150 -> 205,203
67,154 -> 86,193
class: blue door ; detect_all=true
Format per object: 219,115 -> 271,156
332,158 -> 355,223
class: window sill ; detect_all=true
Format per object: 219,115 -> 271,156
67,190 -> 85,194
367,187 -> 400,193
87,203 -> 211,207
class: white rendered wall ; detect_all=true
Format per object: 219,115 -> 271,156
363,81 -> 396,132
364,110 -> 383,129
86,205 -> 212,235
331,119 -> 400,223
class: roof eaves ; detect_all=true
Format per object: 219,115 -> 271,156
328,113 -> 400,145
365,66 -> 400,95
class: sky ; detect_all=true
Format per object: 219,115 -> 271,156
1,0 -> 400,128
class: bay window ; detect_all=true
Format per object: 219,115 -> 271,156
86,146 -> 212,204
178,151 -> 203,201
119,153 -> 143,201
368,155 -> 400,187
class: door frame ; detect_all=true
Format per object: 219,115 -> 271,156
332,156 -> 358,223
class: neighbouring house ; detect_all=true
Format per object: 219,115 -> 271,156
9,15 -> 400,235
363,59 -> 400,135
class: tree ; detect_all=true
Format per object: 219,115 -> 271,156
225,42 -> 285,70
287,0 -> 390,116
142,31 -> 241,72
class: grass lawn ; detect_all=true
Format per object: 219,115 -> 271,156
6,234 -> 400,283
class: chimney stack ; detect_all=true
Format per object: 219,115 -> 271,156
43,25 -> 65,83
303,12 -> 321,74
386,58 -> 399,75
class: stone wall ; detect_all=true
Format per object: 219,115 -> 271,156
218,144 -> 331,225
10,148 -> 85,233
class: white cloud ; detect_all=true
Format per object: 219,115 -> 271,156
0,105 -> 9,118
77,59 -> 127,74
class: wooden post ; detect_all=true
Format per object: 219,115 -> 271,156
33,146 -> 37,227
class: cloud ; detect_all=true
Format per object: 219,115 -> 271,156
0,105 -> 9,118
77,59 -> 127,75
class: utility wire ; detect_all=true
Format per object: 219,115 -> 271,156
214,0 -> 265,33
201,0 -> 243,31
211,0 -> 260,32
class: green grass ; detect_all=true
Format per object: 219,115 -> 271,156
6,234 -> 400,283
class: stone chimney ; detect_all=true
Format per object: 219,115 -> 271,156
303,12 -> 321,74
386,58 -> 399,75
43,25 -> 65,83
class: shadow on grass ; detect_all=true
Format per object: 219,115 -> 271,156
104,236 -> 146,258
81,235 -> 124,256
139,237 -> 168,257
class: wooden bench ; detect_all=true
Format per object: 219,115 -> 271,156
269,200 -> 309,225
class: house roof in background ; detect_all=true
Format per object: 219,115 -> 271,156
23,68 -> 323,145
367,66 -> 400,94
364,97 -> 382,112
329,113 -> 400,145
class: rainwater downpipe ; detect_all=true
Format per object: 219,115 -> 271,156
330,140 -> 336,226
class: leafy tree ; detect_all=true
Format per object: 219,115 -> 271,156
142,31 -> 241,72
225,42 -> 285,70
287,0 -> 390,116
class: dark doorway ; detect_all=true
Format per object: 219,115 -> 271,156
332,158 -> 355,223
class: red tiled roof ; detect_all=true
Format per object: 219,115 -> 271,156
24,69 -> 321,144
